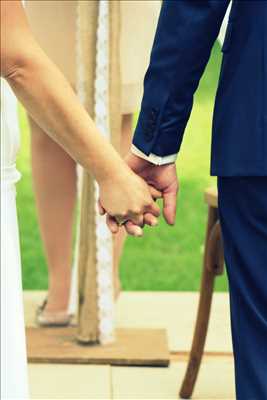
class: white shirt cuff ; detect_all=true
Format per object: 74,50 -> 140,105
131,145 -> 177,166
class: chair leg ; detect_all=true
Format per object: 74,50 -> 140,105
179,206 -> 220,399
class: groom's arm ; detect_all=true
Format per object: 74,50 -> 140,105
132,0 -> 230,164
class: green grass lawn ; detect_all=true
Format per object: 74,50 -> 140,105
17,41 -> 228,292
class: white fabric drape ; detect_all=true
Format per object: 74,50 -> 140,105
1,79 -> 29,399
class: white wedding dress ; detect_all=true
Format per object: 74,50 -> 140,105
1,79 -> 29,399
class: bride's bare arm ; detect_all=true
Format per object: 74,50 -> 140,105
0,0 -> 122,183
0,0 -> 160,232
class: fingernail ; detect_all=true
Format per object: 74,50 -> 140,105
151,220 -> 158,226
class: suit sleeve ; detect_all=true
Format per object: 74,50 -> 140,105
133,0 -> 230,157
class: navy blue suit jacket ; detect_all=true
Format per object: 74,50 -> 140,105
133,0 -> 267,176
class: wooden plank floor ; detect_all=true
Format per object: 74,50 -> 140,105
25,291 -> 235,399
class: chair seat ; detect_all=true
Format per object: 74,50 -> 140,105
204,187 -> 218,208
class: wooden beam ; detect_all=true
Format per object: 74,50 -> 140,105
76,1 -> 121,344
76,1 -> 99,343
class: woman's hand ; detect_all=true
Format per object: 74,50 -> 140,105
98,168 -> 161,236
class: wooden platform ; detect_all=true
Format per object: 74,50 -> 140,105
27,327 -> 170,367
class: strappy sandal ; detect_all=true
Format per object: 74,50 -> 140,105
36,298 -> 73,327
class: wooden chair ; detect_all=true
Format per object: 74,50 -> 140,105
179,188 -> 225,399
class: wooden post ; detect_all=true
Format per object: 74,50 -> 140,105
76,1 -> 121,343
76,0 -> 99,343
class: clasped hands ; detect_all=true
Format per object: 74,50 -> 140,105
98,153 -> 179,236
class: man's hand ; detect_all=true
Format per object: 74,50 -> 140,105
125,153 -> 179,225
98,164 -> 162,236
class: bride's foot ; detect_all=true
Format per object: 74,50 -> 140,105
37,268 -> 120,326
36,298 -> 73,327
36,278 -> 72,327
